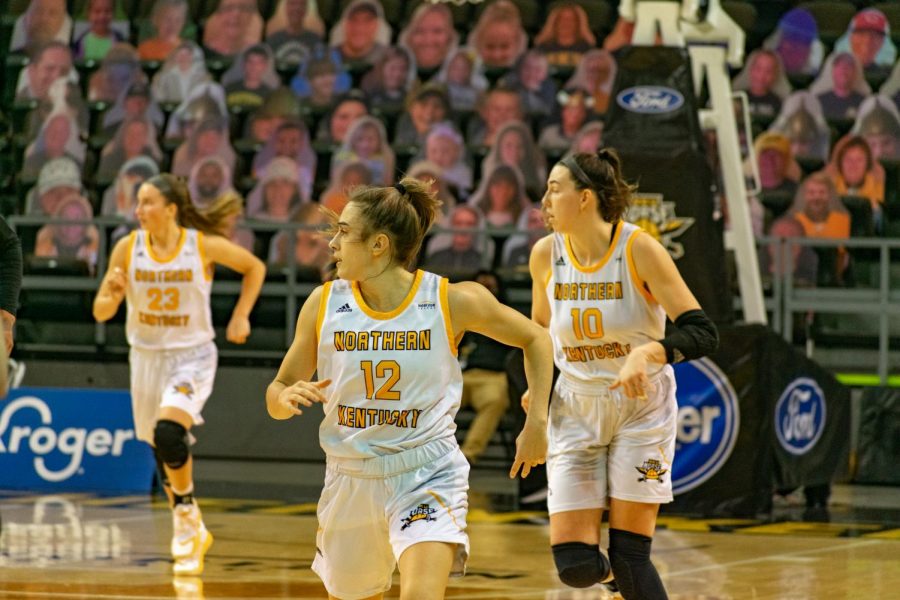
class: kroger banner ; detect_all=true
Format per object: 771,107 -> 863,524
668,326 -> 773,516
670,358 -> 740,495
0,388 -> 155,493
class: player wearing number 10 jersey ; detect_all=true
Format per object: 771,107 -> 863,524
267,177 -> 554,600
529,150 -> 718,599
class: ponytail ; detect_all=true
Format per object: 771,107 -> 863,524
558,148 -> 636,223
146,173 -> 232,237
344,176 -> 442,267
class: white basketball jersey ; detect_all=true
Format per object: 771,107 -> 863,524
546,222 -> 666,383
125,228 -> 214,350
316,270 -> 463,459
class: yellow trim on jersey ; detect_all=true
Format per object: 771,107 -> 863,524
145,227 -> 187,264
438,277 -> 457,357
564,222 -> 623,273
427,490 -> 464,533
196,231 -> 213,281
315,281 -> 333,346
626,229 -> 657,304
351,270 -> 424,320
123,230 -> 137,273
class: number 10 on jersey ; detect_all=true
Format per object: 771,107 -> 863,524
571,308 -> 604,340
360,360 -> 402,401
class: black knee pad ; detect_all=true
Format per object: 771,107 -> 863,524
153,419 -> 189,469
608,528 -> 668,600
552,542 -> 611,588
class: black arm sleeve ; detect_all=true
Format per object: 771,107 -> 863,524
0,216 -> 23,317
658,309 -> 719,363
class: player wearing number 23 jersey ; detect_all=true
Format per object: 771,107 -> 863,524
94,174 -> 265,577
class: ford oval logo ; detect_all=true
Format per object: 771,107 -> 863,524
616,86 -> 685,114
775,378 -> 826,456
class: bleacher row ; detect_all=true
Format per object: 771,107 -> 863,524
3,0 -> 900,356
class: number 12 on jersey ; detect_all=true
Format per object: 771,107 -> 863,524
360,360 -> 402,401
571,308 -> 604,340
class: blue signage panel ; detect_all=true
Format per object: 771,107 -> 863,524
672,359 -> 740,495
0,388 -> 154,492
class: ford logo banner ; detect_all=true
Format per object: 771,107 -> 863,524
616,86 -> 685,114
775,378 -> 826,456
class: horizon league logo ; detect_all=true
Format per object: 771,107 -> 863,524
672,358 -> 740,495
775,378 -> 826,456
0,396 -> 137,482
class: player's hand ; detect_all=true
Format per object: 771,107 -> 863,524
277,379 -> 332,417
520,389 -> 530,413
509,421 -> 547,479
107,267 -> 127,297
226,314 -> 251,344
610,347 -> 654,400
1,310 -> 14,356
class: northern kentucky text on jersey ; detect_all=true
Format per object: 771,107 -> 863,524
333,329 -> 431,352
555,279 -> 630,363
134,268 -> 194,283
336,405 -> 423,429
563,342 -> 632,362
554,281 -> 624,301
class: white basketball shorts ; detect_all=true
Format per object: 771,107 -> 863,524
312,436 -> 470,600
128,341 -> 218,443
546,367 -> 677,514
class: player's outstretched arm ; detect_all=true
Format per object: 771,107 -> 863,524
449,281 -> 553,479
93,234 -> 131,322
521,235 -> 553,412
266,285 -> 331,420
203,234 -> 266,344
528,234 -> 553,329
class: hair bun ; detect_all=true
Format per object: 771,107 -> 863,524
394,182 -> 407,197
596,148 -> 621,170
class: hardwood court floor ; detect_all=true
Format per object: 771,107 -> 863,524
1,492 -> 899,599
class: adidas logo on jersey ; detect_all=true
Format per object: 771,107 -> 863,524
555,256 -> 566,266
336,303 -> 352,313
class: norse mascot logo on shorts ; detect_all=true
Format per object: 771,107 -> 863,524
775,378 -> 826,456
671,358 -> 740,494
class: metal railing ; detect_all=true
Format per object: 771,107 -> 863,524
8,216 -> 899,382
763,235 -> 900,384
7,215 -> 527,358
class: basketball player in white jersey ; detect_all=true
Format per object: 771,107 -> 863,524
93,174 -> 266,576
527,150 -> 718,599
266,177 -> 553,600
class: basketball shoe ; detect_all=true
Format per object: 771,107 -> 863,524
171,502 -> 213,575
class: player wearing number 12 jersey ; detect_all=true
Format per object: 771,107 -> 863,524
94,174 -> 265,576
266,177 -> 554,600
528,150 -> 718,600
